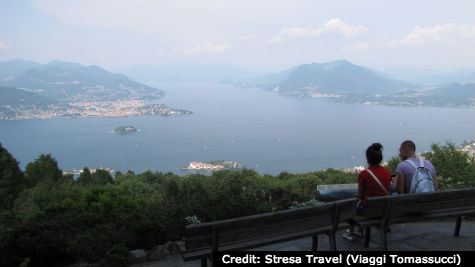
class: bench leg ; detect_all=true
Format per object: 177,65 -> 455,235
201,256 -> 207,267
312,235 -> 318,251
364,227 -> 371,247
380,226 -> 388,251
329,233 -> 336,251
454,217 -> 462,237
211,253 -> 216,267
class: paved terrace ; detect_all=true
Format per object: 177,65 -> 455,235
133,218 -> 475,267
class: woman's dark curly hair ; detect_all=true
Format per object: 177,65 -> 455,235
366,143 -> 383,166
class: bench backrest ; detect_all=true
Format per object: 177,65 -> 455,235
364,188 -> 475,218
185,197 -> 359,251
183,188 -> 474,252
185,200 -> 344,250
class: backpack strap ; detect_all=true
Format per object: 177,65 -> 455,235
405,158 -> 419,169
366,169 -> 389,195
419,157 -> 424,168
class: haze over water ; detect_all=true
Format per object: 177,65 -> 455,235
0,82 -> 473,175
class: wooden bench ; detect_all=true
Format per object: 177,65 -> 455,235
355,188 -> 475,250
177,199 -> 356,266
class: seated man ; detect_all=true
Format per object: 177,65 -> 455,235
395,140 -> 438,194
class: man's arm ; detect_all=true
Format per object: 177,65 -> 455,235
432,173 -> 438,190
395,173 -> 405,194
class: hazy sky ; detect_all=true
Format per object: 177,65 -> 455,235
0,0 -> 474,72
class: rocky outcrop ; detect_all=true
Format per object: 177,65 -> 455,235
146,241 -> 179,261
128,250 -> 147,264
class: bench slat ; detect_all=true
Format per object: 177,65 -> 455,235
186,202 -> 335,234
186,203 -> 336,249
180,224 -> 334,260
364,188 -> 475,218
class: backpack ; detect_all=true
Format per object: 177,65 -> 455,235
406,158 -> 435,193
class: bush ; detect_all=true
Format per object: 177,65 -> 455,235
423,143 -> 474,189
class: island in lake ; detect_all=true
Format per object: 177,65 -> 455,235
183,160 -> 243,170
114,125 -> 137,134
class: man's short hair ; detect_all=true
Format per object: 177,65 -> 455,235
401,140 -> 416,152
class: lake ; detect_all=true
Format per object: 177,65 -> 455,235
0,82 -> 473,176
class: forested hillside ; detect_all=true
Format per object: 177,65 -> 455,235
0,143 -> 473,266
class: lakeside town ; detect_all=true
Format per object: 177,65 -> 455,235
183,160 -> 243,170
0,100 -> 192,120
459,141 -> 475,158
63,167 -> 115,176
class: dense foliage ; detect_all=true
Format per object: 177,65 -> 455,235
0,143 -> 25,210
0,142 -> 473,266
424,143 -> 475,189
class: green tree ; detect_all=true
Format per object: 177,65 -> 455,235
77,169 -> 113,186
113,170 -> 135,185
386,156 -> 401,174
114,171 -> 122,179
423,143 -> 475,189
24,154 -> 62,187
76,167 -> 92,186
0,143 -> 25,210
91,169 -> 113,186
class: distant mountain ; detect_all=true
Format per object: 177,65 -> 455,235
253,60 -> 417,96
239,60 -> 473,107
0,86 -> 58,107
0,86 -> 66,119
0,60 -> 164,102
119,63 -> 264,83
352,82 -> 474,108
248,67 -> 297,84
0,59 -> 41,80
385,68 -> 474,85
429,83 -> 474,98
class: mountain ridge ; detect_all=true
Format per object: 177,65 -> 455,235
252,60 -> 417,96
240,60 -> 473,107
0,59 -> 164,102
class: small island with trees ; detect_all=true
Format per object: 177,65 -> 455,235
114,125 -> 137,134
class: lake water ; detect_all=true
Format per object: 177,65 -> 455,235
0,82 -> 473,176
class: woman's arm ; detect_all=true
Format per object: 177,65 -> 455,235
357,182 -> 364,199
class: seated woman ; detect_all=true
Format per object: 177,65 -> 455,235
343,143 -> 391,241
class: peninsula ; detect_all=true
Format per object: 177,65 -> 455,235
0,60 -> 194,120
